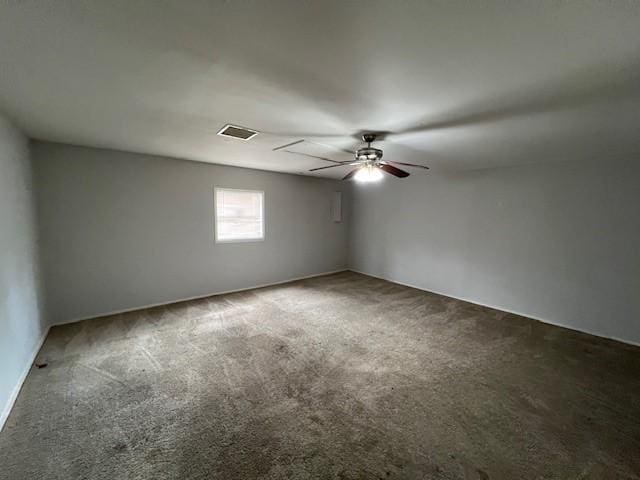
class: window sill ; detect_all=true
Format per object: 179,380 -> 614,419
215,237 -> 265,244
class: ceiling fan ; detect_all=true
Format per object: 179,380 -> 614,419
306,133 -> 429,181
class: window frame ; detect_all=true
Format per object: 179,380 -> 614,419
213,187 -> 265,244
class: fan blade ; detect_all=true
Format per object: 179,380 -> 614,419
384,160 -> 429,170
309,163 -> 351,172
379,164 -> 410,178
309,140 -> 357,155
272,139 -> 305,151
342,169 -> 359,180
272,137 -> 359,155
281,150 -> 345,164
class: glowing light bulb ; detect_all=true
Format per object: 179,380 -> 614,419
354,164 -> 383,183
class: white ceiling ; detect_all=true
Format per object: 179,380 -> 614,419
1,1 -> 639,178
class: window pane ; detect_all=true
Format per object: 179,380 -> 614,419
215,189 -> 264,241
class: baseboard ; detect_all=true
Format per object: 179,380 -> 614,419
348,268 -> 640,348
52,268 -> 349,327
0,326 -> 50,432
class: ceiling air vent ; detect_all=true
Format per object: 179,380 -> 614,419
217,124 -> 258,141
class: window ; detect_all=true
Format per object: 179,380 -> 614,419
214,188 -> 264,242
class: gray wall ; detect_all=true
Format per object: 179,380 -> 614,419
33,141 -> 348,324
0,115 -> 45,427
349,159 -> 640,345
27,139 -> 640,347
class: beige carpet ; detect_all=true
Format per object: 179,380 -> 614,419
1,271 -> 639,479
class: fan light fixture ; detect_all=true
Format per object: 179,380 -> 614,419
354,164 -> 383,183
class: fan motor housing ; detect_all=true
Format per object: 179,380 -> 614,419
356,147 -> 383,162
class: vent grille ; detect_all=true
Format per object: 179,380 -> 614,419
217,124 -> 258,141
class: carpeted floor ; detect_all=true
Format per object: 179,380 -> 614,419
1,271 -> 639,479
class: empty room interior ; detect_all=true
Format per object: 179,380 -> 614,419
1,1 -> 640,479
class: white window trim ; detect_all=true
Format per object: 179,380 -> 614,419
214,187 -> 265,244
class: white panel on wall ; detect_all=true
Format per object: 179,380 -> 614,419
331,191 -> 342,223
